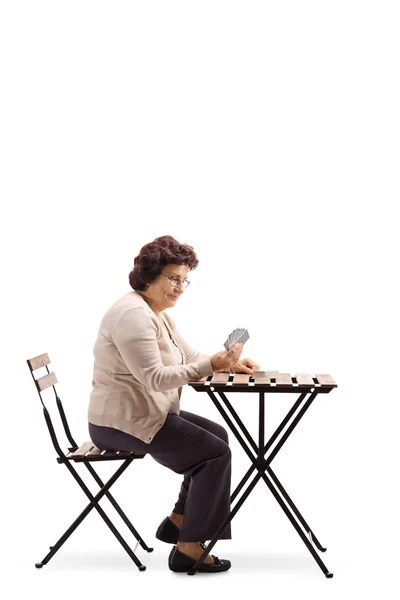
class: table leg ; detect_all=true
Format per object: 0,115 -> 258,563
266,465 -> 327,551
258,469 -> 333,578
263,390 -> 328,551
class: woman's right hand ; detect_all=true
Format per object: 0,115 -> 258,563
210,343 -> 243,372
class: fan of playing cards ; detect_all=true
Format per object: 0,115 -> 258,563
223,328 -> 249,350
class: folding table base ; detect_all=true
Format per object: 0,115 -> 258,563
186,379 -> 335,578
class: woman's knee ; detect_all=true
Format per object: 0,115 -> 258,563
218,439 -> 231,460
215,424 -> 229,444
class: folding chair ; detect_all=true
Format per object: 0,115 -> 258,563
26,352 -> 153,571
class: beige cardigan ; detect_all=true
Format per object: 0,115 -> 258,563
88,290 -> 214,443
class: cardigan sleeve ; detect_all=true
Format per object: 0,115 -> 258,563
113,307 -> 213,392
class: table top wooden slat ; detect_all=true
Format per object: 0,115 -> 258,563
275,373 -> 293,386
187,371 -> 337,391
252,371 -> 279,385
315,374 -> 337,387
188,375 -> 209,384
251,375 -> 271,385
210,373 -> 230,384
295,373 -> 315,387
232,374 -> 251,386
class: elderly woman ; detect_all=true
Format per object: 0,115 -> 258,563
88,235 -> 260,574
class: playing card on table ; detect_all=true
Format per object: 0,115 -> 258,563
224,328 -> 249,350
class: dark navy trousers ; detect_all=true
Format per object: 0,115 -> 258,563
88,409 -> 232,543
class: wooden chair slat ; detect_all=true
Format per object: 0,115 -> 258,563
71,441 -> 94,457
116,451 -> 136,458
315,374 -> 337,387
36,371 -> 58,392
295,373 -> 315,386
27,352 -> 51,371
70,443 -> 145,461
101,450 -> 132,458
232,374 -> 251,386
210,373 -> 230,384
86,446 -> 103,456
275,373 -> 293,386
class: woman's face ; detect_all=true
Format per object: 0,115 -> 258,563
143,263 -> 189,313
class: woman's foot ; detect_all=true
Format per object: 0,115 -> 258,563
169,514 -> 213,564
176,541 -> 215,564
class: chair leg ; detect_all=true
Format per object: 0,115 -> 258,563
35,459 -> 147,571
83,461 -> 153,552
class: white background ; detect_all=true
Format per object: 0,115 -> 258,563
1,1 -> 399,598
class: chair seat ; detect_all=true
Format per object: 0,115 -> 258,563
66,441 -> 146,462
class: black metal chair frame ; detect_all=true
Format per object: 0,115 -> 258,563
187,376 -> 336,577
27,353 -> 153,571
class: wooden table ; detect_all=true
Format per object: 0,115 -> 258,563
187,371 -> 337,577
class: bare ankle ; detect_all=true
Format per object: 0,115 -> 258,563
177,541 -> 199,550
176,541 -> 214,564
169,512 -> 184,526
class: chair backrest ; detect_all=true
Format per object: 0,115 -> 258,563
27,352 -> 79,459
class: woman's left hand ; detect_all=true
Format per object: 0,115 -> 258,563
231,357 -> 261,374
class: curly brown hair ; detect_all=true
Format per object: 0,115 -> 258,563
129,235 -> 199,291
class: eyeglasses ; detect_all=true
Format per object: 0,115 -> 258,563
160,273 -> 190,289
